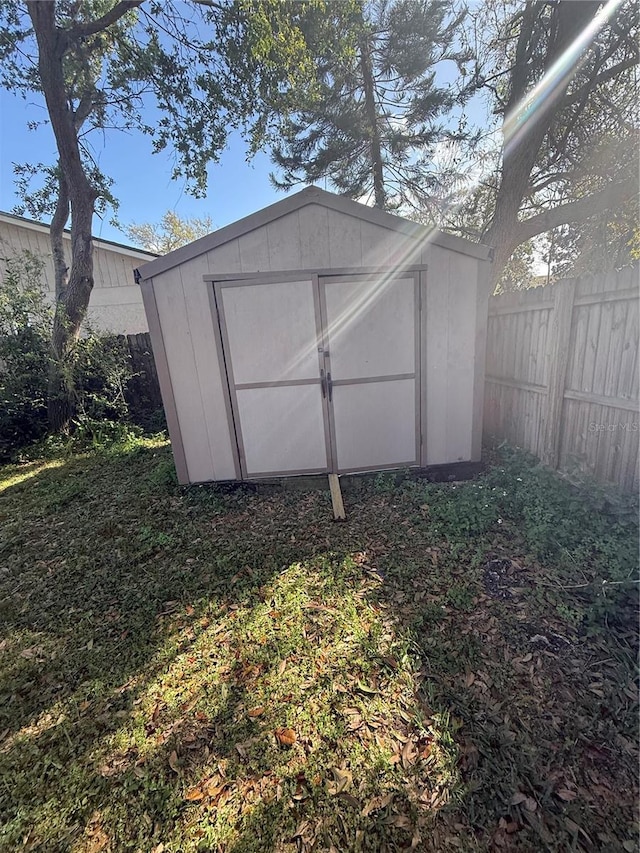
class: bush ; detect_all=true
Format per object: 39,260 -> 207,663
0,252 -> 51,456
0,250 -> 144,459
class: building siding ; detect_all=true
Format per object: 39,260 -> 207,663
0,214 -> 155,335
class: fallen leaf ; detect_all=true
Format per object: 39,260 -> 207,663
327,766 -> 352,795
292,820 -> 310,839
401,739 -> 418,768
511,792 -> 527,805
20,646 -> 40,659
248,707 -> 265,718
184,787 -> 204,801
389,814 -> 412,830
275,728 -> 297,746
356,681 -> 378,695
338,791 -> 360,809
168,750 -> 180,773
362,792 -> 394,816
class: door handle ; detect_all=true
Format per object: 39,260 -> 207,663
327,372 -> 333,402
320,369 -> 327,398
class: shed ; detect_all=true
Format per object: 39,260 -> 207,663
137,187 -> 492,485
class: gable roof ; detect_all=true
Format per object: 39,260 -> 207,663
137,186 -> 492,281
0,211 -> 158,262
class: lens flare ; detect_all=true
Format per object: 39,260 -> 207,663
503,0 -> 624,157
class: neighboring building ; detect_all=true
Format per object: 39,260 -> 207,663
0,211 -> 157,335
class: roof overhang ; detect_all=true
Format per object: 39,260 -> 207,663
136,186 -> 493,282
0,211 -> 158,263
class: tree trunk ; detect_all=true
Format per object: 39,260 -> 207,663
359,31 -> 386,209
27,2 -> 99,432
481,2 -> 602,294
50,168 -> 69,299
47,169 -> 72,431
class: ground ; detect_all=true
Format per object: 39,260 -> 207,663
0,439 -> 637,853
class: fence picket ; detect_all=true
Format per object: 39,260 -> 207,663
485,265 -> 639,492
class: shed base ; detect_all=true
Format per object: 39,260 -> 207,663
182,460 -> 485,494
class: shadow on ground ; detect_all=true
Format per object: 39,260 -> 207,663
0,443 -> 637,852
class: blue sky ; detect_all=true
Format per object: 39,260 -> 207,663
0,3 -> 489,253
0,86 -> 294,247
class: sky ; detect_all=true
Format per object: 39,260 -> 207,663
0,2 -> 491,253
0,86 -> 294,247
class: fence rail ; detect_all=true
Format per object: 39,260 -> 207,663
484,265 -> 639,493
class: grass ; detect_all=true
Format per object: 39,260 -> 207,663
0,438 -> 637,852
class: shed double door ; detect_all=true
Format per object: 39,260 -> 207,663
214,271 -> 421,479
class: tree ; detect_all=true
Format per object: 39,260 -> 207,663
469,0 -> 639,289
125,211 -> 214,254
0,0 -> 318,431
270,0 -> 473,213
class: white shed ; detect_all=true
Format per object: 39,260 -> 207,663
137,187 -> 492,485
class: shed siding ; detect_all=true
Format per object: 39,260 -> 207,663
424,246 -> 478,464
178,256 -> 237,482
201,205 -> 424,275
238,227 -> 271,272
298,205 -> 331,268
152,262 -> 237,483
266,213 -> 302,270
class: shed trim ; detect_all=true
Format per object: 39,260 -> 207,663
136,187 -> 491,281
203,263 -> 429,283
139,280 -> 189,484
471,260 -> 491,462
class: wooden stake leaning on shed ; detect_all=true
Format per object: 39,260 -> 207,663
328,474 -> 346,521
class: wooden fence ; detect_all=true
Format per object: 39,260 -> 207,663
124,332 -> 163,426
484,265 -> 639,493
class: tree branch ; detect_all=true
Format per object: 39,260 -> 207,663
70,1 -> 143,40
514,181 -> 637,246
561,56 -> 640,108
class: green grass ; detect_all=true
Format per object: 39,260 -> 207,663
0,439 -> 637,852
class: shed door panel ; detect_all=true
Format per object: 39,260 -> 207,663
330,379 -> 416,471
323,276 -> 416,379
321,274 -> 419,472
216,278 -> 329,478
236,385 -> 328,475
222,280 -> 319,383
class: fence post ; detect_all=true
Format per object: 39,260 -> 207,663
541,278 -> 577,469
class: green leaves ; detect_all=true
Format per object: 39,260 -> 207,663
269,0 -> 473,212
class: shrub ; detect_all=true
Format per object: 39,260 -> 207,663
0,251 -> 51,456
0,250 -> 144,459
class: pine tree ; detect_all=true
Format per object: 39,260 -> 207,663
270,0 -> 473,212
